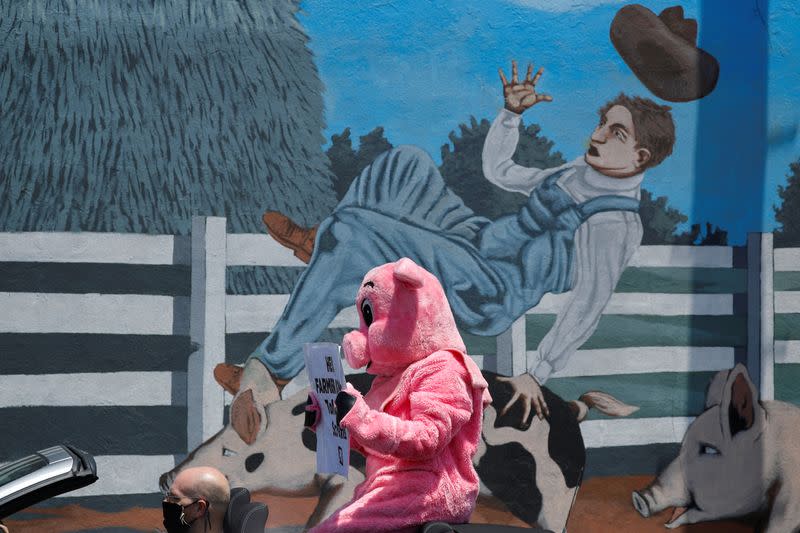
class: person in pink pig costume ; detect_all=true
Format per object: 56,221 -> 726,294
305,257 -> 492,533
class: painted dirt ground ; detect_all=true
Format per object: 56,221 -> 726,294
5,476 -> 751,533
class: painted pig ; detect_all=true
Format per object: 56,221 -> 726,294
632,364 -> 800,532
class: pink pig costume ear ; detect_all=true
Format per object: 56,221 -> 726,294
393,257 -> 425,289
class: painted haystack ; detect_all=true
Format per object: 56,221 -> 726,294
0,0 -> 336,234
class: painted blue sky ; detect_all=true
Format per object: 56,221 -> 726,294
300,0 -> 799,244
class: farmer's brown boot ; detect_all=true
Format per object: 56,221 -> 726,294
262,211 -> 318,264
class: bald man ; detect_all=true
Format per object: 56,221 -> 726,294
162,466 -> 230,533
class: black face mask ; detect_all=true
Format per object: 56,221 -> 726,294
162,500 -> 210,533
162,501 -> 191,533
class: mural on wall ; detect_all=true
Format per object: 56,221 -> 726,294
1,0 -> 799,532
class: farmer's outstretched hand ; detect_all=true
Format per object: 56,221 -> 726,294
498,373 -> 549,428
499,60 -> 552,114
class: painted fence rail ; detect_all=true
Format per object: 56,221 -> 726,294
773,246 -> 800,408
0,217 -> 793,496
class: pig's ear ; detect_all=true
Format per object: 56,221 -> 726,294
704,368 -> 730,408
393,257 -> 425,289
720,364 -> 759,439
214,363 -> 243,395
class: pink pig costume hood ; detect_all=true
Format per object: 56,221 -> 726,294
343,256 -> 473,375
311,258 -> 491,533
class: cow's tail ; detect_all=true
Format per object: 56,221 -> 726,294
569,391 -> 639,422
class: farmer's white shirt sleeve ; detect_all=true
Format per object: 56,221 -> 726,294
481,107 -> 644,385
482,108 -> 556,194
529,212 -> 643,384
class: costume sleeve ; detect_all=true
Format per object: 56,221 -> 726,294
339,352 -> 473,460
349,436 -> 366,455
528,213 -> 643,384
481,108 -> 553,195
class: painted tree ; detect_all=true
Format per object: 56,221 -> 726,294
774,159 -> 800,247
0,0 -> 336,234
637,189 -> 689,244
326,127 -> 393,201
638,190 -> 727,245
439,117 -> 565,220
326,129 -> 360,201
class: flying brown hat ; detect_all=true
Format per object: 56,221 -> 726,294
610,4 -> 719,102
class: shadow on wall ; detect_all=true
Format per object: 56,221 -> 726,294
691,0 -> 769,530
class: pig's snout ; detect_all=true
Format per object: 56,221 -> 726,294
343,331 -> 369,369
632,458 -> 689,519
632,490 -> 652,517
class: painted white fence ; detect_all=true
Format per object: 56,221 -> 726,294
0,216 -> 794,496
775,246 -> 800,366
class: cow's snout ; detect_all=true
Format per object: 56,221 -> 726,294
632,490 -> 651,517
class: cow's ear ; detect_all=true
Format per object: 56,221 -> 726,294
214,363 -> 243,395
720,364 -> 758,439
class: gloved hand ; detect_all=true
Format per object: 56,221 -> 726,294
335,389 -> 356,425
304,392 -> 321,430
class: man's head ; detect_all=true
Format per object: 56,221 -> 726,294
163,466 -> 230,533
585,93 -> 675,178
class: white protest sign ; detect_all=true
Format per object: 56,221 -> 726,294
303,342 -> 350,477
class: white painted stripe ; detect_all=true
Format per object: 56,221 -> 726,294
775,248 -> 800,272
236,355 -> 494,405
0,293 -> 186,334
495,316 -> 526,376
63,455 -> 176,496
225,292 -> 735,335
581,417 -> 693,448
279,356 -> 494,402
225,295 -> 358,333
0,232 -> 187,265
530,292 -> 733,316
54,421 -> 690,496
546,347 -> 735,378
0,372 -> 184,407
0,231 -> 749,270
226,233 -> 306,267
775,291 -> 800,313
230,238 -> 740,269
628,245 -> 732,268
776,341 -> 800,364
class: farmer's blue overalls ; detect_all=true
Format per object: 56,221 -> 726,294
252,146 -> 639,379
